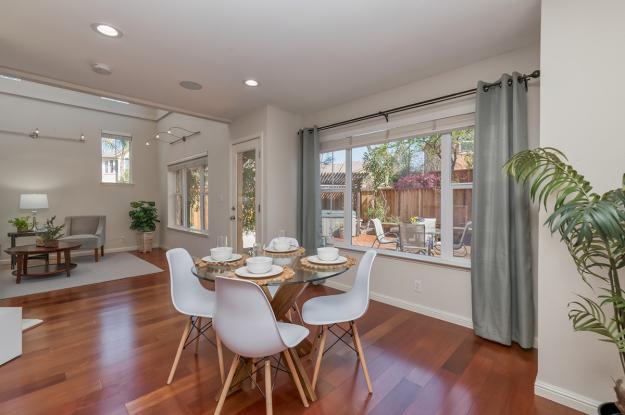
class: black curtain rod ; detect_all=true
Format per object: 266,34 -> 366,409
317,69 -> 540,132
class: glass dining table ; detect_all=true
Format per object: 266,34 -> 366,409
191,249 -> 352,402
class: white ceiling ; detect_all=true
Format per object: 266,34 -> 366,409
0,0 -> 540,121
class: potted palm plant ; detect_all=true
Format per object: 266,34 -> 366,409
505,148 -> 625,415
129,201 -> 159,253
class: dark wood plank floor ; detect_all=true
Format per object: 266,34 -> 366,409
0,249 -> 580,415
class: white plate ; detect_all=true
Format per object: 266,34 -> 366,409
202,253 -> 243,263
235,265 -> 283,279
306,255 -> 348,265
264,245 -> 299,254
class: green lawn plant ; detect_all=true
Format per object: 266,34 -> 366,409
505,148 -> 625,411
129,201 -> 160,232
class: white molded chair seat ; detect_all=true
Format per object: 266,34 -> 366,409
276,321 -> 309,348
302,293 -> 364,326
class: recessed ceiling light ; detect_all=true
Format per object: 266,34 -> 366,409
244,79 -> 259,87
179,81 -> 202,90
0,74 -> 22,81
100,96 -> 129,104
91,23 -> 122,38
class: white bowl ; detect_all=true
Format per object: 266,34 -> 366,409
246,256 -> 273,274
211,246 -> 233,261
273,239 -> 291,251
317,247 -> 339,261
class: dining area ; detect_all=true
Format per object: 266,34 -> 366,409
165,236 -> 377,414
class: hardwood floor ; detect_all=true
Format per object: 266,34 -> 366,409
0,249 -> 580,415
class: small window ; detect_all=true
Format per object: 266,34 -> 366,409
168,156 -> 209,233
101,133 -> 132,183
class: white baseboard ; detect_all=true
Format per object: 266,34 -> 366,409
0,245 -> 160,266
535,380 -> 600,414
324,280 -> 474,329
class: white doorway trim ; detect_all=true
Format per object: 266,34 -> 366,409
230,133 -> 264,251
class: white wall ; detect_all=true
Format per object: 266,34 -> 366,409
0,92 -> 159,258
535,1 -> 625,412
305,44 -> 540,333
156,113 -> 230,258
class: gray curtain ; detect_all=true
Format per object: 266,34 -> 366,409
297,127 -> 321,252
471,72 -> 534,349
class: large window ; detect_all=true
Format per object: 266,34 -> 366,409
168,156 -> 209,233
101,133 -> 131,183
320,126 -> 474,264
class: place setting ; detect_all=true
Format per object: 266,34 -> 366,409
262,235 -> 305,257
300,246 -> 356,270
197,236 -> 248,269
230,255 -> 294,285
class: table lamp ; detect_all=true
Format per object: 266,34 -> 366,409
19,194 -> 48,230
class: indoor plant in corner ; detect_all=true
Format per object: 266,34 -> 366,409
505,148 -> 625,415
36,216 -> 65,248
129,201 -> 159,253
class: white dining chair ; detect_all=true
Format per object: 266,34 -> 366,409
213,276 -> 310,415
165,248 -> 224,385
301,249 -> 377,394
370,218 -> 398,249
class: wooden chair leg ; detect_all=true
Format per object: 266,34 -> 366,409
101,245 -> 104,257
216,334 -> 225,384
351,322 -> 373,394
283,350 -> 309,407
265,360 -> 273,415
195,317 -> 202,354
215,355 -> 240,415
94,248 -> 99,262
167,318 -> 192,384
311,325 -> 327,392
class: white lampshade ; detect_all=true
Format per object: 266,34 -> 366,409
19,194 -> 48,210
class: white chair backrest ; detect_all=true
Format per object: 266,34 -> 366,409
166,248 -> 206,315
371,218 -> 385,239
423,218 -> 436,235
345,250 -> 377,319
268,237 -> 299,249
214,276 -> 287,358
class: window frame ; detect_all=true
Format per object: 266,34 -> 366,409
100,132 -> 133,185
320,122 -> 474,269
167,154 -> 209,235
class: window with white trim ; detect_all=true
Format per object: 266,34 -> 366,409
168,155 -> 209,232
319,121 -> 474,265
101,133 -> 132,183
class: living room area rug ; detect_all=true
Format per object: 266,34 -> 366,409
0,252 -> 163,299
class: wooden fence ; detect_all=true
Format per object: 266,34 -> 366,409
321,188 -> 472,227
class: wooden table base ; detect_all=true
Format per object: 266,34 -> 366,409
12,248 -> 76,284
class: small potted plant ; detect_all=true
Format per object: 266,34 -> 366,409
8,216 -> 31,233
36,216 -> 65,248
129,201 -> 159,253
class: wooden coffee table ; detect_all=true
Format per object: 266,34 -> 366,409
4,242 -> 82,284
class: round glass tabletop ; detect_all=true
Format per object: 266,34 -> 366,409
191,250 -> 350,286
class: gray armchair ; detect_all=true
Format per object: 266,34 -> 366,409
59,216 -> 106,262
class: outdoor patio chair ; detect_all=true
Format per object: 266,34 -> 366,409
370,218 -> 398,249
399,223 -> 428,255
453,221 -> 473,257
